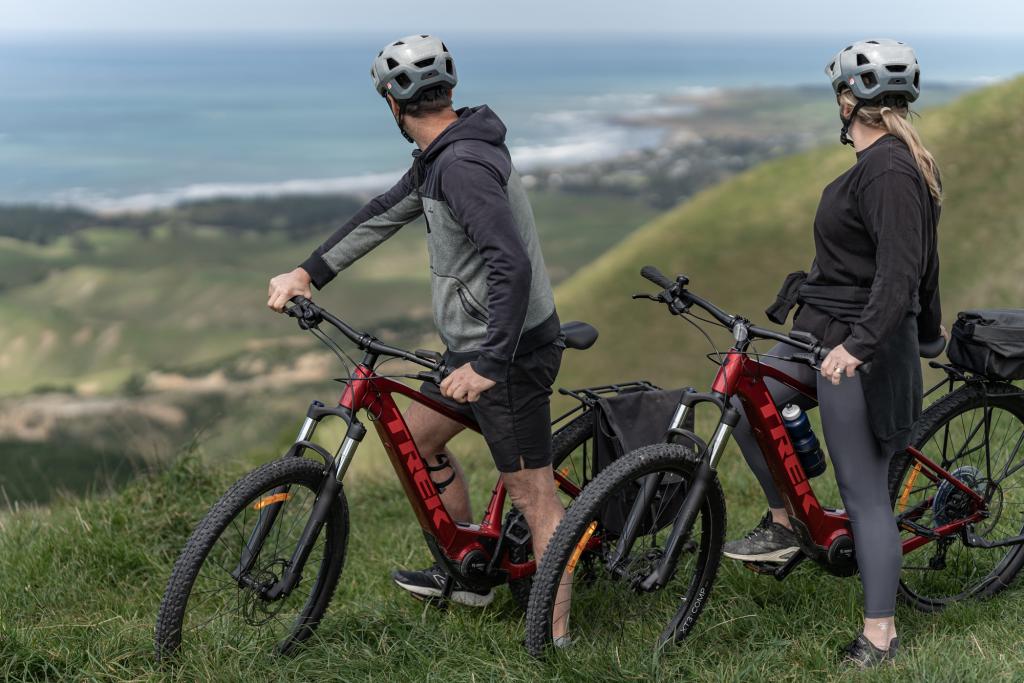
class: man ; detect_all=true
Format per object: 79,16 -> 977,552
267,35 -> 567,612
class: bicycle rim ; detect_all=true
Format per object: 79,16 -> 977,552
527,444 -> 725,658
895,386 -> 1024,605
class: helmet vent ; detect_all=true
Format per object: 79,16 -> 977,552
420,34 -> 429,38
393,40 -> 405,46
856,53 -> 870,66
445,58 -> 454,75
914,72 -> 920,88
861,71 -> 878,88
888,64 -> 907,72
866,40 -> 879,44
441,42 -> 449,52
394,73 -> 412,88
414,57 -> 435,68
386,57 -> 399,70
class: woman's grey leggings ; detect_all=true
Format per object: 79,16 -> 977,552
731,342 -> 902,618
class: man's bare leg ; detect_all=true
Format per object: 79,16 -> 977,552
502,465 -> 572,640
403,401 -> 470,522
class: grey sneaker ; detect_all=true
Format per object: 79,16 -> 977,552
722,512 -> 800,563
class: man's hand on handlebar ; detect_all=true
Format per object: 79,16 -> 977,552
440,363 -> 496,403
268,268 -> 312,312
820,343 -> 863,385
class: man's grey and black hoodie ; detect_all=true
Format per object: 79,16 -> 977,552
300,106 -> 560,381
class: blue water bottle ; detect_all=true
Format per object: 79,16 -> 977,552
781,404 -> 827,478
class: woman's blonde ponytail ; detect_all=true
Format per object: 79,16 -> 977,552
839,90 -> 943,205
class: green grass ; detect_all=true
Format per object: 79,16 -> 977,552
2,438 -> 1023,682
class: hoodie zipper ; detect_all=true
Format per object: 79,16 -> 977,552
413,157 -> 431,233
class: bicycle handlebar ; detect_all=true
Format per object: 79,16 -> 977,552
636,267 -> 880,372
284,296 -> 449,381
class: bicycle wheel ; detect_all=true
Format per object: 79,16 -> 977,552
525,442 -> 726,657
155,456 -> 348,658
889,382 -> 1024,609
508,411 -> 594,611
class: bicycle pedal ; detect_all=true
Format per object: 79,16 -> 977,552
743,561 -> 779,575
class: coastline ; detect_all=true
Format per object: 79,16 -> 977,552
9,81 -> 978,215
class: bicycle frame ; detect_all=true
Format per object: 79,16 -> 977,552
242,352 -> 583,599
704,350 -> 986,560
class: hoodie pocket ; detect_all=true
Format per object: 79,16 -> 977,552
456,286 -> 489,324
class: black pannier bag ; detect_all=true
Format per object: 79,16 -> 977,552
947,310 -> 1024,380
592,387 -> 694,536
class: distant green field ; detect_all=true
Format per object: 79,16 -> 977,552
0,190 -> 656,397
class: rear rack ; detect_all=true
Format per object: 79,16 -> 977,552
553,380 -> 660,426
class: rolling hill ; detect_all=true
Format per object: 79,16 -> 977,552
553,76 -> 1024,395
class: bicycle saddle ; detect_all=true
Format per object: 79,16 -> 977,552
920,336 -> 946,359
560,321 -> 599,350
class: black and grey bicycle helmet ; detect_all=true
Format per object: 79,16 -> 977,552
825,38 -> 920,103
371,34 -> 457,103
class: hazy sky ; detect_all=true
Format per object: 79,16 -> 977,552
4,0 -> 1023,36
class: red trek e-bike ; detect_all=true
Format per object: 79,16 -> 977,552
155,296 -> 618,656
525,267 -> 1024,655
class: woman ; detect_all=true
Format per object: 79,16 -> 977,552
720,39 -> 945,668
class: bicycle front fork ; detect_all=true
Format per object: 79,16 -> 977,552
631,392 -> 739,592
234,401 -> 366,599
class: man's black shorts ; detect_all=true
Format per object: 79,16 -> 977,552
419,339 -> 564,473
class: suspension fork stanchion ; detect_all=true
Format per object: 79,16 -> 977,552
233,401 -> 326,581
608,393 -> 695,572
264,419 -> 367,600
638,405 -> 739,592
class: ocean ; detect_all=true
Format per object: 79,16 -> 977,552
1,33 -> 1021,210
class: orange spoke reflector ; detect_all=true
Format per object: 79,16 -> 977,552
555,466 -> 570,491
567,521 -> 598,576
253,492 -> 290,510
898,461 -> 922,513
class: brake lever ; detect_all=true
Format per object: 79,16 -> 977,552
632,293 -> 660,301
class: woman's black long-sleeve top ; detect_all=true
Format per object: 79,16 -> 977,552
795,134 -> 942,357
792,133 -> 942,452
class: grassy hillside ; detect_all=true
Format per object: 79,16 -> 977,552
2,81 -> 1024,681
0,191 -> 655,397
553,76 -> 1024,393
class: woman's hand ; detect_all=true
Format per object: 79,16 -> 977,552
940,324 -> 950,343
267,267 -> 312,312
821,344 -> 863,385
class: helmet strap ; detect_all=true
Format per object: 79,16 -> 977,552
839,99 -> 865,147
385,96 -> 415,144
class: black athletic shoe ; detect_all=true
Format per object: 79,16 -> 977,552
391,565 -> 495,607
842,634 -> 899,669
722,511 -> 800,563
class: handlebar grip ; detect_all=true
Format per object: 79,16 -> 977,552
640,265 -> 673,289
818,346 -> 872,375
416,365 -> 450,385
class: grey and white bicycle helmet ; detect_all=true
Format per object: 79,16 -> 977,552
371,34 -> 457,103
825,38 -> 920,103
